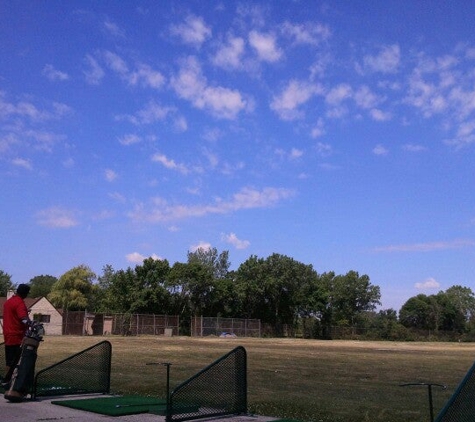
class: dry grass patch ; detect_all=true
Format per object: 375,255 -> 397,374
35,336 -> 475,422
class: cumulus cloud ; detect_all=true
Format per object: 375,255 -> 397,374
281,21 -> 331,45
102,51 -> 165,89
128,186 -> 295,223
83,54 -> 104,85
374,239 -> 475,252
190,241 -> 212,252
212,36 -> 245,69
103,18 -> 125,37
105,169 -> 118,182
151,153 -> 189,174
415,277 -> 440,290
372,144 -> 389,155
126,252 -> 163,263
363,44 -> 401,73
42,64 -> 69,81
12,158 -> 32,170
222,232 -> 250,249
271,79 -> 323,120
36,207 -> 78,228
117,100 -> 175,125
170,56 -> 249,119
170,15 -> 211,47
118,134 -> 141,146
248,30 -> 282,62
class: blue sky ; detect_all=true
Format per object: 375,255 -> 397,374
1,1 -> 475,311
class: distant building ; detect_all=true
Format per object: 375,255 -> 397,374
0,290 -> 63,336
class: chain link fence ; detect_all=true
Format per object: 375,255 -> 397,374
190,317 -> 261,337
62,312 -> 180,336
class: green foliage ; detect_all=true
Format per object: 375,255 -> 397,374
29,274 -> 58,298
48,265 -> 97,310
0,270 -> 14,296
400,287 -> 475,334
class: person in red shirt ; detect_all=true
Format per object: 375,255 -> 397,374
2,284 -> 31,385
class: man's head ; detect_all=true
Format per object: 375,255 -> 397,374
16,284 -> 31,299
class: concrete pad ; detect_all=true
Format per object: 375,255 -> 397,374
0,394 -> 275,422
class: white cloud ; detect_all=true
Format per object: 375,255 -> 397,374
363,44 -> 400,73
415,277 -> 440,290
222,232 -> 250,249
171,56 -> 249,119
36,207 -> 78,228
103,18 -> 125,37
190,241 -> 212,252
105,169 -> 118,182
11,157 -> 32,170
151,153 -> 189,174
42,64 -> 69,81
372,144 -> 389,155
316,142 -> 332,157
170,15 -> 211,47
118,134 -> 141,146
271,80 -> 323,120
402,144 -> 427,152
117,101 -> 175,125
128,186 -> 295,223
83,54 -> 104,85
248,30 -> 282,62
102,51 -> 165,89
281,21 -> 331,45
370,108 -> 392,121
212,36 -> 245,69
290,148 -> 303,159
325,83 -> 352,105
374,239 -> 475,252
126,252 -> 162,263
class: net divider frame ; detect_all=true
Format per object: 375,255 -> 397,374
167,345 -> 248,422
434,359 -> 475,422
32,340 -> 112,399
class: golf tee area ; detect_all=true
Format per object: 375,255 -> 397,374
1,336 -> 475,422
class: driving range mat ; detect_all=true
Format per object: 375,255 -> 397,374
51,395 -> 167,416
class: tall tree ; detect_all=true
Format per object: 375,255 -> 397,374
48,265 -> 97,310
325,270 -> 381,326
235,253 -> 319,334
0,270 -> 14,296
133,257 -> 172,313
29,275 -> 58,298
187,247 -> 231,279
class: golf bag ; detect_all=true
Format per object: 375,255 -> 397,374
4,321 -> 44,402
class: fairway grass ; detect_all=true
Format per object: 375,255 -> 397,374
34,336 -> 475,422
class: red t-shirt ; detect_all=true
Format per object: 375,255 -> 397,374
3,295 -> 29,345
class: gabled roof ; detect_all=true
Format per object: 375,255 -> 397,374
0,296 -> 44,318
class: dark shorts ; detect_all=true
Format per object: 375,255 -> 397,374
5,345 -> 22,367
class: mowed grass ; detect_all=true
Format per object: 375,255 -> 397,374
35,336 -> 475,422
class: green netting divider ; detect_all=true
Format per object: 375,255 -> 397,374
435,360 -> 475,422
33,340 -> 112,398
167,345 -> 247,422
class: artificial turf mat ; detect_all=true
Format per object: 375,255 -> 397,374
51,395 -> 167,416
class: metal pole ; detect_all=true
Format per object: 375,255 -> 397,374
399,383 -> 446,422
147,362 -> 172,422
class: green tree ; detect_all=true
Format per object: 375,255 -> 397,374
29,275 -> 58,298
133,257 -> 171,313
326,270 -> 381,326
187,247 -> 230,279
235,253 -> 319,335
0,270 -> 14,296
168,261 -> 214,317
48,265 -> 97,310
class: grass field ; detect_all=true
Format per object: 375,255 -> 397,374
34,336 -> 475,422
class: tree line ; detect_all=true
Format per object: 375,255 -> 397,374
1,248 -> 474,340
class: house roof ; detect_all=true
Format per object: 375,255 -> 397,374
0,296 -> 43,318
